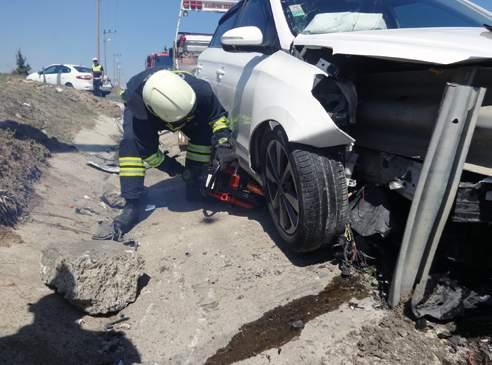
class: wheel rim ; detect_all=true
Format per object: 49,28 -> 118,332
265,140 -> 300,235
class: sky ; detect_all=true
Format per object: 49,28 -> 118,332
0,0 -> 491,84
0,0 -> 222,83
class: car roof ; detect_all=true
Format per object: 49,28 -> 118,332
45,64 -> 89,68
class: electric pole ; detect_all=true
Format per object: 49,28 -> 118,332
96,0 -> 101,60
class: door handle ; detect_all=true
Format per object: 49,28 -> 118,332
216,68 -> 225,77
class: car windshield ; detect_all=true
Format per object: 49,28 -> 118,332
280,0 -> 491,35
74,66 -> 92,73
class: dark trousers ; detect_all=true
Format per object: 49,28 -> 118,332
93,79 -> 102,97
119,109 -> 160,200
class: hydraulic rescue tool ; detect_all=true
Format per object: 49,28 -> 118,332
204,158 -> 264,209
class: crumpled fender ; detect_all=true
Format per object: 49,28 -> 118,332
247,51 -> 354,149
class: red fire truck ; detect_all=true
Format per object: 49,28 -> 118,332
174,0 -> 240,71
145,51 -> 173,70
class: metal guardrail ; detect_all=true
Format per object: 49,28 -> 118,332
389,80 -> 487,308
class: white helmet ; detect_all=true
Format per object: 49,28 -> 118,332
142,70 -> 196,124
92,57 -> 98,62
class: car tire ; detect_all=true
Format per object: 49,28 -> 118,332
65,83 -> 73,88
261,127 -> 348,253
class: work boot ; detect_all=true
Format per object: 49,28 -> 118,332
113,199 -> 140,239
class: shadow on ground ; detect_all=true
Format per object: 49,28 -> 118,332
0,269 -> 141,365
143,177 -> 336,268
0,120 -> 117,154
0,120 -> 74,153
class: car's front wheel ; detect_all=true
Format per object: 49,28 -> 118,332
262,127 -> 348,253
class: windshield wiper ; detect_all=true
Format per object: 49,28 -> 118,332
484,24 -> 492,32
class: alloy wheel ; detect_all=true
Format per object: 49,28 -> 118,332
265,140 -> 300,235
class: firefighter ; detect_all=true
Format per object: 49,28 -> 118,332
110,68 -> 233,238
92,57 -> 104,97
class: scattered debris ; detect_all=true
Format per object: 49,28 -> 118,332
102,190 -> 126,209
356,311 -> 456,364
414,276 -> 492,321
350,186 -> 392,238
93,221 -> 116,241
105,316 -> 131,332
349,302 -> 365,310
75,207 -> 98,217
88,160 -> 120,174
288,320 -> 305,330
40,240 -> 145,315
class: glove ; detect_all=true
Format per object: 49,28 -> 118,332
214,145 -> 236,166
157,154 -> 184,176
212,129 -> 235,166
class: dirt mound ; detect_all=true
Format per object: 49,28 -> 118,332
0,75 -> 120,143
355,311 -> 465,364
0,74 -> 121,227
0,129 -> 49,226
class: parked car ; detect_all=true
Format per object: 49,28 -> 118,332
26,64 -> 94,91
198,0 -> 492,252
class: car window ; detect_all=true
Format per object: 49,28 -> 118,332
210,2 -> 242,48
235,0 -> 280,50
43,66 -> 58,74
74,66 -> 92,73
280,0 -> 491,35
60,66 -> 71,73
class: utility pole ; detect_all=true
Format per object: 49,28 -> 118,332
96,0 -> 101,60
103,29 -> 116,75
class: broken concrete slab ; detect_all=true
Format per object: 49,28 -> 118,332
40,240 -> 145,315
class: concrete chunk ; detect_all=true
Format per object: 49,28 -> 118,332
41,240 -> 145,315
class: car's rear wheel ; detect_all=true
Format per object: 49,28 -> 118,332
262,127 -> 348,253
65,82 -> 73,88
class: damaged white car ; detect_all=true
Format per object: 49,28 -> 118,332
198,0 -> 492,252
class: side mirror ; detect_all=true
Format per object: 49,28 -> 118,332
221,26 -> 264,52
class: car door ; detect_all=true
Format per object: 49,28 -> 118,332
223,0 -> 282,159
40,65 -> 59,85
59,65 -> 72,86
197,1 -> 242,102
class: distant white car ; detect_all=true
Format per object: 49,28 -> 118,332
27,64 -> 94,91
198,0 -> 492,252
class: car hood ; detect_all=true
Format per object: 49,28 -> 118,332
294,27 -> 492,65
